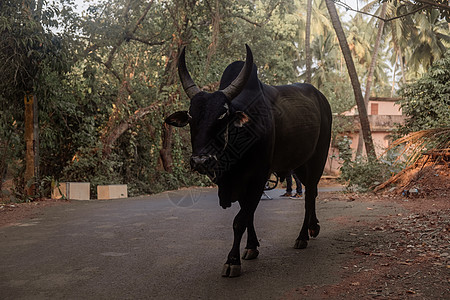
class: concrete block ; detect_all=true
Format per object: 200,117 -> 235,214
52,182 -> 90,200
97,184 -> 128,200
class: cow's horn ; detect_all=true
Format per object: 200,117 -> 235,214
178,47 -> 202,99
221,44 -> 253,101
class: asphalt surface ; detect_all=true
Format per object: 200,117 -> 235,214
0,186 -> 395,299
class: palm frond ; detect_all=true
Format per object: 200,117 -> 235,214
386,128 -> 450,167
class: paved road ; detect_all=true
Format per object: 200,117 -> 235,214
0,187 -> 396,299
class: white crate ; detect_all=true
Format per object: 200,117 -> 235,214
52,182 -> 90,200
97,184 -> 128,200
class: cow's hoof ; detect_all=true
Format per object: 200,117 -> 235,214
222,263 -> 241,277
309,224 -> 320,238
294,239 -> 308,249
242,248 -> 259,260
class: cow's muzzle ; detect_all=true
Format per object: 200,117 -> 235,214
190,155 -> 218,176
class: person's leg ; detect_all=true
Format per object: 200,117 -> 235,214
281,173 -> 293,196
293,173 -> 303,195
286,174 -> 293,193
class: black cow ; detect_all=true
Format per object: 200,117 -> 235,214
165,45 -> 332,277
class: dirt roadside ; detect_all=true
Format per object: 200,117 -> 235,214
0,198 -> 69,228
286,192 -> 450,299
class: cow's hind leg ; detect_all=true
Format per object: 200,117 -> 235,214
294,184 -> 319,249
293,162 -> 322,249
308,193 -> 320,239
293,114 -> 330,250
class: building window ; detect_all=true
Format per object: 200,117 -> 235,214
371,103 -> 379,115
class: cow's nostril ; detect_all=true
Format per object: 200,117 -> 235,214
190,156 -> 205,173
190,155 -> 217,174
191,156 -> 206,167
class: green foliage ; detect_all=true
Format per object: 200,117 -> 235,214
0,0 -> 75,201
398,51 -> 450,134
337,136 -> 393,192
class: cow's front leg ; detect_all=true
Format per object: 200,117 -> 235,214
222,209 -> 247,277
242,214 -> 260,260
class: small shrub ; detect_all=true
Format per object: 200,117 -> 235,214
337,136 -> 393,192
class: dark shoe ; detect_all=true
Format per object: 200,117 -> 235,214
290,193 -> 303,199
280,192 -> 292,197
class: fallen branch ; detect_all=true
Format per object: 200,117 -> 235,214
373,164 -> 415,192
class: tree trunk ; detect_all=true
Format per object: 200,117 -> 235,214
102,103 -> 159,157
364,1 -> 387,105
0,134 -> 11,192
156,1 -> 197,172
391,50 -> 399,97
305,0 -> 312,84
399,46 -> 406,85
325,0 -> 376,160
356,2 -> 387,156
24,93 -> 39,197
159,123 -> 173,173
101,79 -> 132,158
157,46 -> 182,172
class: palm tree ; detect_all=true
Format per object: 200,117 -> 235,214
310,32 -> 339,88
298,0 -> 334,83
305,0 -> 313,83
355,1 -> 388,156
311,0 -> 334,35
346,14 -> 373,67
408,9 -> 450,72
325,0 -> 376,159
383,3 -> 450,84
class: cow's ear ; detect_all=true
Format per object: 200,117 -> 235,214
233,111 -> 250,127
165,111 -> 191,127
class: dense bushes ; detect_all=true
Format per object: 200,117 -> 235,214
398,51 -> 450,134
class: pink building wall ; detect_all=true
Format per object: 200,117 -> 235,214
324,98 -> 405,175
